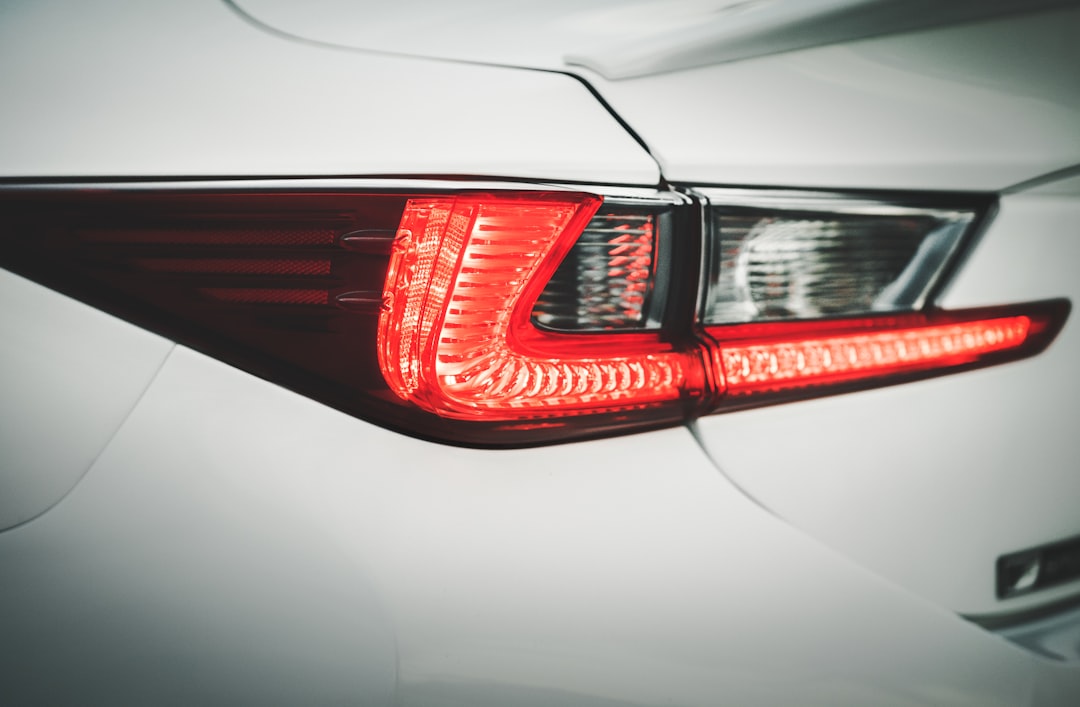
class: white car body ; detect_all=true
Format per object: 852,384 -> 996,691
2,0 -> 1080,704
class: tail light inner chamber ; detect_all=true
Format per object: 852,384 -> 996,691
0,182 -> 1066,446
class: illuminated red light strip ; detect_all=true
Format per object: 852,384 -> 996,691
379,194 -> 702,420
716,316 -> 1031,394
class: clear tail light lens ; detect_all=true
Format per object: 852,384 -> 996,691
0,182 -> 1067,446
700,190 -> 973,324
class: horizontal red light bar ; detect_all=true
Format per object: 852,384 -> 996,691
707,313 -> 1044,398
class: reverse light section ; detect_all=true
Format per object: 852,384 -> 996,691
378,193 -> 703,419
700,190 -> 973,324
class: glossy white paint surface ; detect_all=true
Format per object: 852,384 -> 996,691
582,7 -> 1080,191
0,270 -> 172,531
695,182 -> 1080,618
944,174 -> 1080,308
233,0 -> 1071,79
3,344 -> 1069,705
0,357 -> 398,705
0,0 -> 658,185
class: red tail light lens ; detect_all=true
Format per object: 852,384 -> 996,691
377,193 -> 705,419
379,194 -> 599,412
703,309 -> 1065,410
0,182 -> 1067,446
719,317 -> 1030,393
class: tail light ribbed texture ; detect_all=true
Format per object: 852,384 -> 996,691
378,194 -> 702,419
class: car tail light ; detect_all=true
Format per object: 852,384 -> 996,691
377,194 -> 707,419
699,190 -> 973,324
0,182 -> 1067,446
693,188 -> 1066,412
703,310 -> 1057,402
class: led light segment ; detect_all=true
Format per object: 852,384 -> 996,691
714,316 -> 1031,395
379,197 -> 463,397
379,193 -> 702,420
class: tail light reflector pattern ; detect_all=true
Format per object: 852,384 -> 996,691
379,194 -> 702,418
715,316 -> 1031,395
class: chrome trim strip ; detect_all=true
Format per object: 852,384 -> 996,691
0,178 -> 684,204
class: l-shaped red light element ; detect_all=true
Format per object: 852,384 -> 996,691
377,192 -> 1065,421
378,194 -> 707,419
